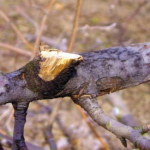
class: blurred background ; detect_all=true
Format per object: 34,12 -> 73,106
0,0 -> 150,150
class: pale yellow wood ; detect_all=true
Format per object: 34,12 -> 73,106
38,44 -> 83,81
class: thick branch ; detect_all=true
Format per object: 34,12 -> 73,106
1,43 -> 150,104
1,43 -> 150,149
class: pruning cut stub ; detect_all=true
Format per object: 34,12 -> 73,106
38,46 -> 83,81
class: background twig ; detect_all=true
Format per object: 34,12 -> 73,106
77,105 -> 109,150
31,0 -> 56,59
0,10 -> 34,51
44,100 -> 61,150
67,0 -> 83,53
0,42 -> 31,57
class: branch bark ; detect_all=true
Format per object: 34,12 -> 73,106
72,95 -> 150,149
1,42 -> 150,149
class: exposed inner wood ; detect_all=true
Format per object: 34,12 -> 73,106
38,50 -> 83,81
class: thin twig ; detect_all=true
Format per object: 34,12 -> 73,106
0,104 -> 12,121
78,23 -> 117,31
56,116 -> 79,150
0,42 -> 31,57
76,105 -> 109,150
45,100 -> 61,150
25,33 -> 67,51
31,0 -> 56,60
15,6 -> 39,32
0,10 -> 34,51
36,102 -> 78,150
45,128 -> 57,150
48,100 -> 61,125
6,108 -> 14,134
67,0 -> 83,53
119,0 -> 147,43
124,0 -> 147,31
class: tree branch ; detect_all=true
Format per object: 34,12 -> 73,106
67,0 -> 83,53
1,42 -> 150,149
72,95 -> 150,149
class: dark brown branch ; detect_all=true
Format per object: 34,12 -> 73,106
1,42 -> 150,149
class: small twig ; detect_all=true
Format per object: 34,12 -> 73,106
0,104 -> 12,121
56,116 -> 79,150
0,42 -> 31,57
45,128 -> 57,150
0,10 -> 34,51
124,0 -> 147,31
67,0 -> 83,53
15,6 -> 39,32
37,102 -> 76,150
31,0 -> 56,60
25,34 -> 67,51
45,100 -> 61,150
0,129 -> 13,148
48,100 -> 61,125
6,108 -> 14,134
76,105 -> 109,150
119,0 -> 147,43
78,23 -> 117,32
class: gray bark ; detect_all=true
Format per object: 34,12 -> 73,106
1,42 -> 150,149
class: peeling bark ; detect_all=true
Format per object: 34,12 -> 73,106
1,43 -> 150,149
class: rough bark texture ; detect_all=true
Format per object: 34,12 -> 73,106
63,43 -> 150,98
1,42 -> 150,149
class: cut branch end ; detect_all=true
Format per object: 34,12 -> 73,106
38,44 -> 83,81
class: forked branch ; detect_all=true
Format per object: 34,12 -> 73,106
72,95 -> 150,149
0,43 -> 150,149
